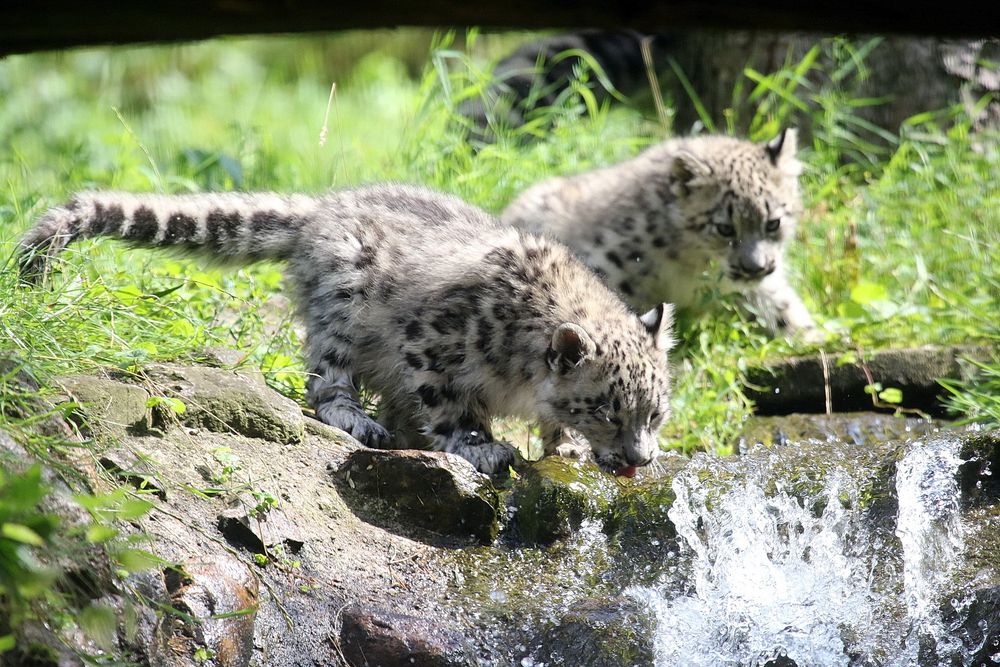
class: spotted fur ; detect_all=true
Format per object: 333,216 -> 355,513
502,130 -> 817,336
18,184 -> 673,475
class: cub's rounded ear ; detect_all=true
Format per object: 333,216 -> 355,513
765,128 -> 800,166
548,323 -> 597,371
670,151 -> 712,197
639,303 -> 675,351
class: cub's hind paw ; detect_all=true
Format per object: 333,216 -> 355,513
316,402 -> 391,448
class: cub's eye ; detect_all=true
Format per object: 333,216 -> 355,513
765,218 -> 782,233
715,223 -> 736,238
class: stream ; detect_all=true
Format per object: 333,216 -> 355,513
459,419 -> 1000,667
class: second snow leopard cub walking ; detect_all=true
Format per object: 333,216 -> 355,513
19,184 -> 673,477
502,129 -> 817,336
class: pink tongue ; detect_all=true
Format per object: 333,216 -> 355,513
616,466 -> 638,478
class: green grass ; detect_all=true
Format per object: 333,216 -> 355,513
0,28 -> 998,660
1,31 -> 998,449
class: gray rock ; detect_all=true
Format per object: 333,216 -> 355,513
511,456 -> 618,545
745,344 -> 994,416
98,449 -> 167,499
143,363 -> 305,443
218,497 -> 305,554
338,604 -> 477,667
338,449 -> 500,543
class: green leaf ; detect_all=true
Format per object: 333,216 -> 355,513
0,635 -> 15,653
850,281 -> 889,305
80,604 -> 117,650
836,352 -> 858,366
86,524 -> 120,543
146,396 -> 187,414
879,387 -> 904,404
116,498 -> 155,521
1,522 -> 45,546
114,548 -> 167,572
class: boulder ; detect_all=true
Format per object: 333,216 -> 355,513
57,374 -> 152,433
338,604 -> 478,667
338,449 -> 500,543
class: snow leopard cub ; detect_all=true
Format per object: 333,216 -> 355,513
502,129 -> 817,336
18,184 -> 673,477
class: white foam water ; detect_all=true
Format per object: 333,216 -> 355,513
631,436 -> 968,666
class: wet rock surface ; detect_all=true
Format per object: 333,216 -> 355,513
745,344 -> 994,416
338,448 -> 501,543
529,596 -> 656,667
740,412 -> 943,449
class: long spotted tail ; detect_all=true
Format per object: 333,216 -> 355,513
17,191 -> 318,283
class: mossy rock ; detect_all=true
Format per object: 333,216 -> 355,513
511,457 -> 619,545
57,374 -> 152,433
142,364 -> 305,444
339,449 -> 501,543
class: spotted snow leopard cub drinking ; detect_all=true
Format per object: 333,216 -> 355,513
19,184 -> 673,477
502,129 -> 818,337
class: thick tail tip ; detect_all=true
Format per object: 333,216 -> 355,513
16,221 -> 75,287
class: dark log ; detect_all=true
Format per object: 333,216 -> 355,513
2,0 -> 1000,57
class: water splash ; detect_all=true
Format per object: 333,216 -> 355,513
631,435 -> 968,666
891,435 -> 966,665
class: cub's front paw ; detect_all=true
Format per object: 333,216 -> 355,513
316,403 -> 391,448
442,432 -> 521,477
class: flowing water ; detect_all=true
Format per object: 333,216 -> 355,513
629,434 -> 976,667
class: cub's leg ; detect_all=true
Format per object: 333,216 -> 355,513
302,313 -> 391,449
540,420 -> 591,461
419,390 -> 518,476
750,269 -> 819,339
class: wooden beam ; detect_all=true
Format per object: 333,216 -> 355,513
3,0 -> 999,56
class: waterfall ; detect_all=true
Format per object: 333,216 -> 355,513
631,436 -> 968,666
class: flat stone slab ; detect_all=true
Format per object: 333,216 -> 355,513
745,344 -> 994,416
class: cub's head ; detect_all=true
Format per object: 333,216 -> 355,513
540,303 -> 673,475
666,129 -> 803,283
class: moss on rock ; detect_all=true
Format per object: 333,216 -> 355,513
142,364 -> 305,444
511,457 -> 619,545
